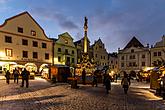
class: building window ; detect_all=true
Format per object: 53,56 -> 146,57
33,41 -> 38,47
22,51 -> 28,58
65,40 -> 68,44
129,62 -> 132,67
99,46 -> 102,48
133,62 -> 136,66
5,48 -> 12,57
72,50 -> 74,54
5,36 -> 12,43
65,49 -> 68,54
22,39 -> 28,46
42,43 -> 47,48
104,56 -> 105,59
45,53 -> 49,60
111,60 -> 113,64
121,63 -> 124,67
33,52 -> 38,59
101,56 -> 102,59
154,52 -> 157,56
31,30 -> 36,36
142,62 -> 145,66
158,52 -> 161,56
18,27 -> 23,33
142,54 -> 145,58
58,48 -> 61,52
72,58 -> 74,63
131,49 -> 134,53
58,56 -> 61,62
129,55 -> 132,59
121,56 -> 124,60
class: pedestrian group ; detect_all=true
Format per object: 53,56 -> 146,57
5,68 -> 30,88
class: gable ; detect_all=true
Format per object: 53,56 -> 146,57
124,37 -> 144,49
0,12 -> 50,41
56,32 -> 75,47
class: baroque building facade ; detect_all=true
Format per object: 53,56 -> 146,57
91,38 -> 109,70
150,35 -> 165,66
52,32 -> 77,67
0,12 -> 53,74
118,37 -> 150,75
108,52 -> 118,75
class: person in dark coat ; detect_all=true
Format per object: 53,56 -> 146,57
92,73 -> 98,87
82,69 -> 86,85
105,74 -> 111,94
21,68 -> 30,88
5,70 -> 10,84
13,68 -> 19,83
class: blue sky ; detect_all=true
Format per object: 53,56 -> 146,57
0,0 -> 165,52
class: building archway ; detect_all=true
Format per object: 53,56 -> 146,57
25,63 -> 37,72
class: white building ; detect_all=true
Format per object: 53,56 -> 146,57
118,37 -> 150,75
150,35 -> 165,66
0,12 -> 53,74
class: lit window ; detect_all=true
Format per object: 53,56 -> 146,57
5,48 -> 12,57
65,40 -> 68,44
31,30 -> 36,36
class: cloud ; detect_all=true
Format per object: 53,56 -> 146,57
88,0 -> 165,52
31,7 -> 78,30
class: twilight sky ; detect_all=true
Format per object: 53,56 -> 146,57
0,0 -> 165,52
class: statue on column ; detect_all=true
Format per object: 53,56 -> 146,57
84,17 -> 88,31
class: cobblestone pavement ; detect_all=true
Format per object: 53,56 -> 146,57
0,77 -> 165,110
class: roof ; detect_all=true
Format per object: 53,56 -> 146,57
124,36 -> 144,49
0,11 -> 50,40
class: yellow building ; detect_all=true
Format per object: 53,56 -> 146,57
0,12 -> 53,74
53,32 -> 77,67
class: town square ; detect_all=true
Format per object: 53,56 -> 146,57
0,0 -> 165,110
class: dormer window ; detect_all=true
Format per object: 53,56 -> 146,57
65,40 -> 68,44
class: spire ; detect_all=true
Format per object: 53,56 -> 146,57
84,17 -> 88,53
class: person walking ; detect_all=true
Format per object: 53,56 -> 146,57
105,74 -> 111,94
13,68 -> 19,83
92,73 -> 98,87
121,71 -> 131,94
5,70 -> 10,84
21,68 -> 30,88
